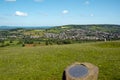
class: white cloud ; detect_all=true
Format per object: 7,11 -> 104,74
85,1 -> 90,5
62,10 -> 69,14
15,11 -> 28,17
5,0 -> 16,2
34,0 -> 43,2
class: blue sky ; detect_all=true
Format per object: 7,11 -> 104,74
0,0 -> 120,26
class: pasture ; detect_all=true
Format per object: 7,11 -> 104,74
0,41 -> 120,80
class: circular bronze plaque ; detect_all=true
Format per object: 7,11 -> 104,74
68,64 -> 88,78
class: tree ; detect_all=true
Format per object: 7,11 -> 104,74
22,44 -> 25,47
10,40 -> 13,43
45,40 -> 49,45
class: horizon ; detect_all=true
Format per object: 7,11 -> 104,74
0,24 -> 120,27
1,24 -> 120,27
0,0 -> 120,26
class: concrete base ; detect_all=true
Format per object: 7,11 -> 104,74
65,62 -> 99,80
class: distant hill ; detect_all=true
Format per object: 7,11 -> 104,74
1,25 -> 120,32
44,24 -> 120,41
51,24 -> 120,33
0,26 -> 53,30
0,24 -> 120,45
0,26 -> 16,30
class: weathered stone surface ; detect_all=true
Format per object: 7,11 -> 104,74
65,62 -> 99,80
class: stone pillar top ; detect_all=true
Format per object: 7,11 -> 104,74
65,62 -> 99,80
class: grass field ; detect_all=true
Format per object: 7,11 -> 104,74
0,41 -> 120,80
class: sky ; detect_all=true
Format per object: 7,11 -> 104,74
0,0 -> 120,26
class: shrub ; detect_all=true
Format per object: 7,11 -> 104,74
22,44 -> 25,47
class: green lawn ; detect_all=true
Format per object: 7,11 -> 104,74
0,41 -> 120,80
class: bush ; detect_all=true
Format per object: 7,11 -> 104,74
56,39 -> 72,45
24,40 -> 33,44
17,40 -> 23,44
63,39 -> 72,44
45,40 -> 49,45
10,40 -> 13,43
22,44 -> 25,47
5,43 -> 10,46
0,43 -> 10,47
0,44 -> 5,47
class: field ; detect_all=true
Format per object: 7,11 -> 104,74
0,41 -> 120,80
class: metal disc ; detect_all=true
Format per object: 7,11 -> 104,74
68,64 -> 88,78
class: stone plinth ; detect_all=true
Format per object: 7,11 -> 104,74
65,62 -> 99,80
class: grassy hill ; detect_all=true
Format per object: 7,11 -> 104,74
0,41 -> 120,80
48,24 -> 120,33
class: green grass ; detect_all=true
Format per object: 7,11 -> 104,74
0,41 -> 120,80
94,41 -> 120,48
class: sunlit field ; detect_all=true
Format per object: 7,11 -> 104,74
0,41 -> 120,80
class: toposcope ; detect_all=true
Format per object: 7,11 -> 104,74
64,62 -> 99,80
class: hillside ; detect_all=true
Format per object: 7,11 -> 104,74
45,24 -> 120,41
48,24 -> 120,33
0,41 -> 120,80
0,24 -> 120,47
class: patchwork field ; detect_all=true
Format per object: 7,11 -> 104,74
0,41 -> 120,80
